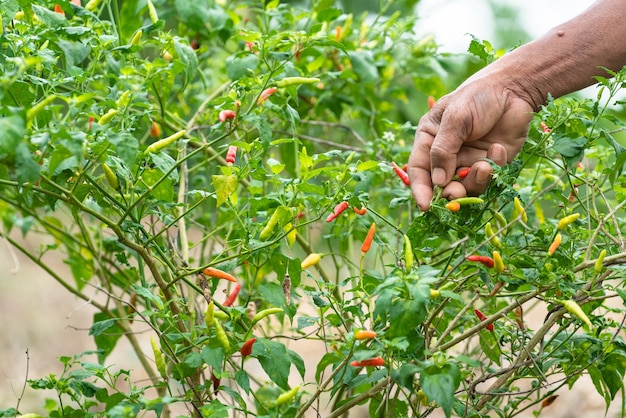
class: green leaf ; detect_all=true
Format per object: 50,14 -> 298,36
56,39 -> 91,68
420,363 -> 461,418
255,339 -> 291,389
0,116 -> 24,158
348,50 -> 378,84
89,318 -> 117,337
287,349 -> 306,379
174,38 -> 199,87
91,312 -> 124,364
235,370 -> 250,395
212,174 -> 237,206
225,54 -> 259,81
552,134 -> 586,158
202,345 -> 224,374
478,329 -> 502,366
392,363 -> 420,390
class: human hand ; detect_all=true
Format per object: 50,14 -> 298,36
408,77 -> 534,211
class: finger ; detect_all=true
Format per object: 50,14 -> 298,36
429,103 -> 472,186
408,129 -> 436,211
461,144 -> 508,195
441,181 -> 467,200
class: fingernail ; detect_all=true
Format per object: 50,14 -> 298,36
476,169 -> 491,184
432,168 -> 446,185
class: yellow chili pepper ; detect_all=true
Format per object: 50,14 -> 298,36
557,213 -> 580,230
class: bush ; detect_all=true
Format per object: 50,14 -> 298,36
1,0 -> 625,417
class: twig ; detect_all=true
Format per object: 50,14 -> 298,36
326,377 -> 391,418
14,348 -> 30,412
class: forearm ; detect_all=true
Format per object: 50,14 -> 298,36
467,0 -> 626,110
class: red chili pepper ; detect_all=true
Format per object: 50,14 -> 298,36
361,223 -> 376,254
296,211 -> 305,219
354,330 -> 377,340
245,41 -> 254,52
391,162 -> 410,186
240,338 -> 256,358
326,201 -> 349,223
149,120 -> 161,138
225,146 -> 237,164
457,167 -> 470,179
350,357 -> 385,367
54,4 -> 65,15
541,395 -> 558,408
353,206 -> 367,215
190,39 -> 200,50
474,309 -> 494,332
223,282 -> 242,307
402,164 -> 408,172
467,255 -> 495,268
202,267 -> 238,283
540,122 -> 551,133
219,110 -> 236,123
427,96 -> 436,109
258,87 -> 278,104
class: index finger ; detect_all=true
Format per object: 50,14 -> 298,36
408,128 -> 436,211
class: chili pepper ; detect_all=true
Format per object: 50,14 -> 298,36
548,233 -> 561,256
452,197 -> 485,206
84,0 -> 102,11
514,306 -> 525,330
115,90 -> 131,108
427,96 -> 436,109
540,122 -> 551,133
457,167 -> 470,179
326,201 -> 349,222
252,307 -> 283,324
353,206 -> 367,215
512,197 -> 528,223
541,394 -> 558,408
130,30 -> 142,46
145,129 -> 186,153
245,41 -> 254,52
223,283 -> 241,307
361,223 -> 376,254
162,50 -> 173,62
493,251 -> 505,273
98,109 -> 118,125
485,222 -> 502,248
27,95 -> 57,121
335,25 -> 342,41
54,4 -> 64,15
275,77 -> 320,88
219,110 -> 236,123
284,222 -> 296,247
211,371 -> 220,393
557,213 -> 580,230
240,338 -> 256,358
467,255 -> 495,268
205,301 -> 215,327
430,289 -> 441,298
301,253 -> 321,269
149,120 -> 161,138
391,162 -> 410,186
102,163 -> 120,190
560,299 -> 592,328
350,357 -> 385,367
404,234 -> 414,271
445,201 -> 461,212
493,211 -> 507,230
355,330 -> 377,340
214,320 -> 230,351
594,249 -> 607,273
258,87 -> 278,104
489,281 -> 505,297
202,267 -> 238,283
474,309 -> 494,332
150,337 -> 167,379
225,145 -> 237,164
276,385 -> 300,406
259,209 -> 280,240
147,0 -> 158,23
190,39 -> 200,50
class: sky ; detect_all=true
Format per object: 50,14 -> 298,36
415,0 -> 593,53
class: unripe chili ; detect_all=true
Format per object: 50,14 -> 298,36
145,129 -> 186,153
251,307 -> 283,324
404,234 -> 414,271
275,77 -> 320,88
452,197 -> 484,205
147,0 -> 158,23
512,197 -> 528,223
102,163 -> 119,190
557,213 -> 580,230
493,251 -> 505,273
594,249 -> 607,273
205,301 -> 215,327
485,222 -> 502,248
130,29 -> 142,46
276,385 -> 300,406
259,209 -> 280,240
150,337 -> 167,379
560,299 -> 592,328
214,320 -> 230,351
301,253 -> 321,269
27,95 -> 57,120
